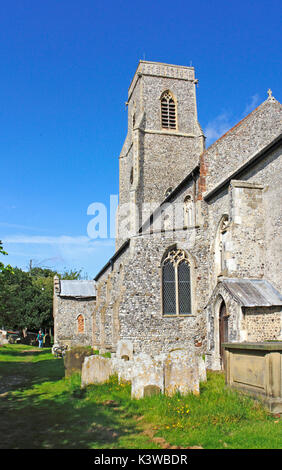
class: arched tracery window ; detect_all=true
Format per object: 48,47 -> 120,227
161,91 -> 176,129
162,249 -> 192,315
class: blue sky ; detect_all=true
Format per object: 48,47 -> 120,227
1,0 -> 281,278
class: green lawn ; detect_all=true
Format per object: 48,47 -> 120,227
0,344 -> 281,449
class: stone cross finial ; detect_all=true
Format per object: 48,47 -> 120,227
267,89 -> 275,101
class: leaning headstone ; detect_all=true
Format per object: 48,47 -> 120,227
81,355 -> 112,388
164,349 -> 200,396
116,340 -> 134,361
131,353 -> 164,399
64,346 -> 93,377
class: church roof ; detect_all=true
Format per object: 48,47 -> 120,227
59,280 -> 96,298
204,93 -> 281,154
221,278 -> 282,307
204,132 -> 282,201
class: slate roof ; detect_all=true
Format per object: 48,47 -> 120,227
59,280 -> 96,298
221,278 -> 282,307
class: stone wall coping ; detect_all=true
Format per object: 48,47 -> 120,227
230,180 -> 264,190
223,342 -> 282,351
137,128 -> 197,138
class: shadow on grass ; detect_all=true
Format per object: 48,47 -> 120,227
0,383 -> 139,449
0,347 -> 65,394
0,345 -> 142,449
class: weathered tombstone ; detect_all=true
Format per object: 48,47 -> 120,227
164,349 -> 200,396
131,353 -> 164,399
81,355 -> 112,388
116,340 -> 134,361
198,355 -> 207,383
64,346 -> 93,377
111,357 -> 133,383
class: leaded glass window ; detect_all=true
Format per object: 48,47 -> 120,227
178,260 -> 191,314
162,249 -> 192,315
162,260 -> 176,315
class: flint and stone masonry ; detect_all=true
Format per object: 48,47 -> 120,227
53,60 -> 282,376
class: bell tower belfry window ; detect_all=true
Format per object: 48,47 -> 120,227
161,91 -> 177,129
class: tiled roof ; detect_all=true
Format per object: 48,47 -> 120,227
59,280 -> 96,298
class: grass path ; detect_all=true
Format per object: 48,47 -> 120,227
0,344 -> 281,449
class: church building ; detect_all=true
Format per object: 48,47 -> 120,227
53,60 -> 282,370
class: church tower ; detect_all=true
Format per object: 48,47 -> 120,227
116,60 -> 205,246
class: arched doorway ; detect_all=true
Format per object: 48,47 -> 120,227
219,300 -> 228,369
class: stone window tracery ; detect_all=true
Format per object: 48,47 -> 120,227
162,249 -> 192,315
161,91 -> 176,129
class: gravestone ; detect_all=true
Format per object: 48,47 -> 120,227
116,340 -> 134,361
111,357 -> 133,383
131,353 -> 164,399
198,355 -> 207,383
81,355 -> 112,388
164,349 -> 200,396
64,346 -> 93,377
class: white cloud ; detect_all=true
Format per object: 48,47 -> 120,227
2,234 -> 116,277
242,94 -> 260,117
204,112 -> 232,146
2,235 -> 114,246
204,94 -> 261,147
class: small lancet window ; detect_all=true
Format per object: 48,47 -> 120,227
77,314 -> 85,334
161,91 -> 176,129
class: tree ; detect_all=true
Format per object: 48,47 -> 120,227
0,262 -> 87,331
0,241 -> 13,275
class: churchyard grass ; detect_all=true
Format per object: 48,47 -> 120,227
0,344 -> 281,449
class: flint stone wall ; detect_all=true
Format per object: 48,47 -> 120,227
54,296 -> 95,349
